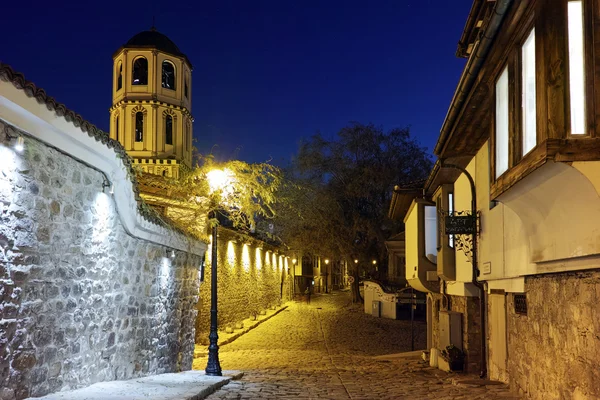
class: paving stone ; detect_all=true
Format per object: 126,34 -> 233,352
198,291 -> 520,399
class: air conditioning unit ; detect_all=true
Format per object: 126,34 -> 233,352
439,311 -> 462,351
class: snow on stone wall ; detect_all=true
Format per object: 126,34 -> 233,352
0,129 -> 202,399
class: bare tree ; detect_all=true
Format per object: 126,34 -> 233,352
272,123 -> 431,302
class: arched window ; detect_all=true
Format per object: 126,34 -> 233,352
117,63 -> 123,91
133,57 -> 148,85
162,61 -> 176,90
115,116 -> 120,141
187,121 -> 192,150
184,121 -> 189,149
165,115 -> 173,145
184,77 -> 189,98
135,112 -> 144,142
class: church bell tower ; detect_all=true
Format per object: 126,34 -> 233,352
109,28 -> 193,178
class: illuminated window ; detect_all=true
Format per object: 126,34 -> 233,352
165,115 -> 173,145
162,61 -> 176,90
522,29 -> 536,154
132,57 -> 148,85
424,205 -> 437,261
568,1 -> 586,134
495,67 -> 509,178
135,112 -> 144,142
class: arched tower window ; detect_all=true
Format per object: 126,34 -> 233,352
184,76 -> 189,98
135,112 -> 144,142
133,57 -> 148,85
186,121 -> 191,150
162,61 -> 176,90
117,62 -> 123,91
165,115 -> 173,145
115,115 -> 120,141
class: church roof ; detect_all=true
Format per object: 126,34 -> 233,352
117,28 -> 192,67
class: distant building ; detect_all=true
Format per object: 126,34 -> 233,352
109,28 -> 193,179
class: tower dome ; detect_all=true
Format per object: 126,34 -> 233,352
122,29 -> 192,67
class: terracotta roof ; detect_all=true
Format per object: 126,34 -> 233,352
0,62 -> 178,231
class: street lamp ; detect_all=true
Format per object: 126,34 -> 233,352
204,168 -> 235,377
324,259 -> 330,293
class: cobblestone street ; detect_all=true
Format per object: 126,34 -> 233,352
194,291 -> 520,399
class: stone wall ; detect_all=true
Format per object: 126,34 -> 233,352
195,229 -> 291,344
430,293 -> 481,373
507,271 -> 600,400
0,133 -> 202,399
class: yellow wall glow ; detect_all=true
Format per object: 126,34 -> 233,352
255,248 -> 262,270
227,240 -> 236,267
242,244 -> 251,271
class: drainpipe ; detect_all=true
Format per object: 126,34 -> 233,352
435,0 -> 513,157
440,161 -> 486,379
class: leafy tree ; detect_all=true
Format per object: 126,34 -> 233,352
137,155 -> 282,240
272,122 -> 432,302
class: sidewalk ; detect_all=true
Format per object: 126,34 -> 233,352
194,302 -> 290,359
29,370 -> 244,400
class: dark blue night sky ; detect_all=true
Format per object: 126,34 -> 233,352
2,1 -> 470,164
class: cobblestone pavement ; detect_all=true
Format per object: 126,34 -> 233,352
195,291 -> 520,399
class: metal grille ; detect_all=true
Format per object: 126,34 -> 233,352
514,294 -> 527,315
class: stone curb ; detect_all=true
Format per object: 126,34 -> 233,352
221,306 -> 289,346
183,371 -> 245,400
195,305 -> 290,358
28,371 -> 245,400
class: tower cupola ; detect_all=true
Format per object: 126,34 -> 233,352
109,28 -> 193,178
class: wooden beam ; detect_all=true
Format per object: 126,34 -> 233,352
536,0 -> 568,140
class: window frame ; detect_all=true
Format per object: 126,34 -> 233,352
132,57 -> 148,86
491,14 -> 536,182
162,60 -> 176,91
566,0 -> 591,137
484,1 -> 599,200
165,114 -> 173,146
135,111 -> 144,142
116,62 -> 123,92
115,115 -> 120,142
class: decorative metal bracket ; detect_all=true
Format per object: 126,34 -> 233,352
440,209 -> 480,264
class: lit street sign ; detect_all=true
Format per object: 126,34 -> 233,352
445,215 -> 476,235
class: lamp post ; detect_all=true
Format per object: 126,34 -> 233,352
205,212 -> 221,376
204,168 -> 234,377
324,259 -> 329,293
292,258 -> 297,297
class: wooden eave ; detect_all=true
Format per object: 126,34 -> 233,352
437,0 -> 531,161
457,0 -> 496,58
